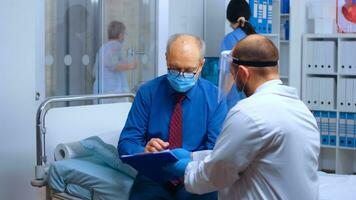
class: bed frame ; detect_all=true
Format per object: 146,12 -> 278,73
31,93 -> 135,200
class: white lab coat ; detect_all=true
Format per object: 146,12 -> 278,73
185,80 -> 320,200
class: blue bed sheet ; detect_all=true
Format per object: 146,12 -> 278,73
48,156 -> 134,200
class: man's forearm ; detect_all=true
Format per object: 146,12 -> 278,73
118,139 -> 145,156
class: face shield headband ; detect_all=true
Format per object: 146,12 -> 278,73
231,57 -> 278,67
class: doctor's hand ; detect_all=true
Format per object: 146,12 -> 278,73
144,138 -> 169,152
164,158 -> 192,177
171,148 -> 192,159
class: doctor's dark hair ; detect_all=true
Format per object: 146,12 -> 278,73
166,33 -> 206,59
108,21 -> 126,40
227,0 -> 256,35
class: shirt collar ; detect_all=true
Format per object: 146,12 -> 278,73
254,79 -> 283,94
166,76 -> 199,100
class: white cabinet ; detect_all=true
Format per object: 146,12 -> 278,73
302,34 -> 356,174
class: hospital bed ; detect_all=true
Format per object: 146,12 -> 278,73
31,93 -> 136,200
30,93 -> 356,200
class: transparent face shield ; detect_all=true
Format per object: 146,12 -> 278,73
218,50 -> 236,102
217,50 -> 279,102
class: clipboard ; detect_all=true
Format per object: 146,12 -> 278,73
120,150 -> 178,182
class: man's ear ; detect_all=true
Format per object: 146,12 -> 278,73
196,58 -> 205,75
199,58 -> 205,70
238,65 -> 250,82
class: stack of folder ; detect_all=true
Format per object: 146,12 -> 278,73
313,111 -> 337,146
249,0 -> 273,34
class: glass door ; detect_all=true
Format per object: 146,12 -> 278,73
44,0 -> 157,98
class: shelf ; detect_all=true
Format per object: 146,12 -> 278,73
280,40 -> 289,44
280,76 -> 289,79
262,34 -> 279,38
321,145 -> 337,149
304,34 -> 356,40
338,146 -> 356,151
305,73 -> 338,76
280,13 -> 290,17
308,108 -> 337,112
339,73 -> 356,77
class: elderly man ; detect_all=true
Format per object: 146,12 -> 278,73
118,34 -> 227,200
166,34 -> 320,200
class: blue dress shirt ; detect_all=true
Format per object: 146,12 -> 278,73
220,28 -> 247,110
118,75 -> 228,156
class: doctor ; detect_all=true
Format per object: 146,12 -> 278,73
167,34 -> 320,200
221,0 -> 256,110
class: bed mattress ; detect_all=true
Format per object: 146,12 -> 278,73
318,172 -> 356,200
48,156 -> 134,200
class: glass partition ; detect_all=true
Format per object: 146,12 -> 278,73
45,0 -> 157,98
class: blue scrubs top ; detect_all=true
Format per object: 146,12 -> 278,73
220,28 -> 247,110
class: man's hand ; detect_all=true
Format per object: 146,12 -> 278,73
144,138 -> 169,152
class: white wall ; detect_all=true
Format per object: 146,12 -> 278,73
289,0 -> 312,95
169,0 -> 204,38
0,0 -> 42,199
156,0 -> 170,76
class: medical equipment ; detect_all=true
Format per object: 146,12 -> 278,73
31,93 -> 135,200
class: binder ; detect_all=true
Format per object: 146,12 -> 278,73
354,80 -> 356,111
325,78 -> 335,110
257,0 -> 264,33
317,41 -> 330,74
305,77 -> 313,107
313,111 -> 321,132
312,77 -> 320,109
354,113 -> 356,148
320,112 -> 329,145
339,41 -> 347,74
323,41 -> 336,73
346,79 -> 353,109
328,112 -> 337,146
314,42 -> 322,73
319,78 -> 327,110
249,0 -> 259,32
120,150 -> 178,182
306,41 -> 314,73
345,41 -> 354,74
267,0 -> 273,33
340,41 -> 355,74
262,0 -> 268,33
339,112 -> 347,147
338,78 -> 346,110
346,113 -> 355,148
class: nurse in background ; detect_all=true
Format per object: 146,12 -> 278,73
93,21 -> 136,98
221,0 -> 256,110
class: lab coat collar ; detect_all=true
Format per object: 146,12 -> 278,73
255,79 -> 283,94
253,79 -> 299,99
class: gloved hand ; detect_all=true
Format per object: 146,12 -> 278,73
164,158 -> 192,177
171,148 -> 191,159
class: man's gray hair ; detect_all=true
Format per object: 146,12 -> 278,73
166,33 -> 206,59
108,21 -> 126,40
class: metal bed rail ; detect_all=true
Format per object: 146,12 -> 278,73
31,93 -> 135,187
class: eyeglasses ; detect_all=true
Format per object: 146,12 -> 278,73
168,68 -> 197,79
